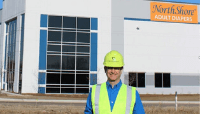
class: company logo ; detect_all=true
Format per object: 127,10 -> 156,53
151,2 -> 198,24
112,57 -> 116,61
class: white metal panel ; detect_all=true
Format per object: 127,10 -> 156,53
13,15 -> 23,93
25,0 -> 111,17
21,0 -> 112,93
0,0 -> 26,91
124,20 -> 200,74
1,0 -> 25,22
0,23 -> 6,90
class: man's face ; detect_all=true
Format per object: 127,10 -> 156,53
105,67 -> 123,82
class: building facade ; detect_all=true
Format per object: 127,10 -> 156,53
0,0 -> 199,94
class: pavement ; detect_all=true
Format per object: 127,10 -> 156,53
0,90 -> 25,96
0,90 -> 199,104
0,98 -> 199,104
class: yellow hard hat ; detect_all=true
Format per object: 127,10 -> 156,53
103,50 -> 124,67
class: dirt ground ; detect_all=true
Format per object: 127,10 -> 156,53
140,94 -> 200,101
0,104 -> 199,114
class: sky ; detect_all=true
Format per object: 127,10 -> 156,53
0,0 -> 2,9
0,0 -> 200,9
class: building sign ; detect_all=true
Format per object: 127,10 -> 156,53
151,2 -> 198,24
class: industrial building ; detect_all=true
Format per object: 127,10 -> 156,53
0,0 -> 199,94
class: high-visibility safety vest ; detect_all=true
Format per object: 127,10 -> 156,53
91,82 -> 136,114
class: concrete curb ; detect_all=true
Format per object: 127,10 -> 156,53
142,101 -> 200,104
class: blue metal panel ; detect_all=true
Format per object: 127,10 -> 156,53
91,18 -> 98,30
38,87 -> 45,94
38,73 -> 46,84
19,14 -> 25,76
90,74 -> 97,85
124,18 -> 151,21
4,36 -> 7,69
91,53 -> 97,71
3,72 -> 5,82
91,33 -> 97,44
39,30 -> 47,70
91,44 -> 97,54
40,14 -> 48,27
154,0 -> 200,4
90,33 -> 97,71
125,17 -> 200,25
21,14 -> 25,27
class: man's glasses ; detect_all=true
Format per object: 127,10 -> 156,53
106,67 -> 123,70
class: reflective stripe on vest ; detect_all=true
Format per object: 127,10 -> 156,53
91,82 -> 136,114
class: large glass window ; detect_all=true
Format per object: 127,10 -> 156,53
62,56 -> 75,70
155,73 -> 171,88
77,46 -> 90,53
77,33 -> 90,43
46,73 -> 60,84
62,45 -> 75,52
138,73 -> 145,87
61,74 -> 75,84
163,73 -> 171,87
46,15 -> 91,94
48,31 -> 61,42
63,17 -> 76,28
48,45 -> 61,52
48,16 -> 62,28
77,17 -> 90,29
155,73 -> 162,87
4,19 -> 17,92
47,55 -> 61,70
76,74 -> 89,84
129,73 -> 145,88
63,32 -> 76,42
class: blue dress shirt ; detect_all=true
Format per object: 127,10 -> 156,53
84,80 -> 145,114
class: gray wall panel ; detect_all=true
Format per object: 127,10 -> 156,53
171,74 -> 199,86
111,0 -> 150,84
124,72 -> 129,85
123,0 -> 150,19
2,0 -> 25,22
112,0 -> 151,19
111,17 -> 124,55
111,0 -> 151,52
146,73 -> 154,86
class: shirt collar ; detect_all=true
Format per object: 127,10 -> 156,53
106,80 -> 122,89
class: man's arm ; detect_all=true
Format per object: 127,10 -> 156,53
133,90 -> 145,114
84,89 -> 93,114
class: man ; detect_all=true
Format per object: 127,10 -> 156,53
84,50 -> 145,114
